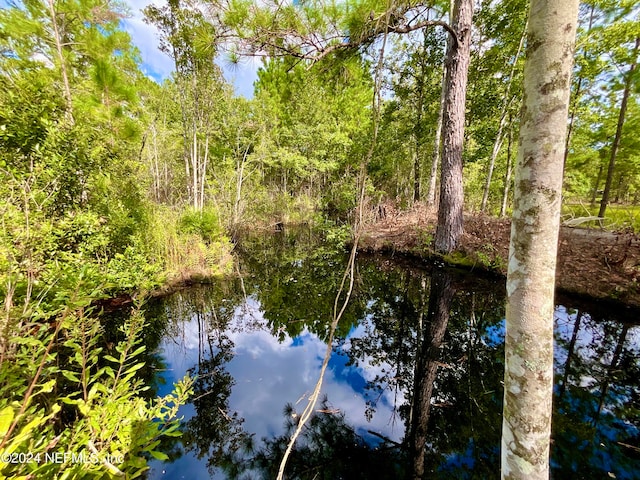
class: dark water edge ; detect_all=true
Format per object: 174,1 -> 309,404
135,230 -> 640,480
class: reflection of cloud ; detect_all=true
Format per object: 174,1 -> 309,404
153,297 -> 407,477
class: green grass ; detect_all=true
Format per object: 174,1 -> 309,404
562,203 -> 640,233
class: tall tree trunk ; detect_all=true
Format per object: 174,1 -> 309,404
598,37 -> 639,219
590,159 -> 604,207
500,120 -> 514,217
200,136 -> 209,210
480,23 -> 527,213
426,65 -> 446,208
413,117 -> 422,203
46,0 -> 74,124
413,58 -> 426,204
434,0 -> 473,253
192,129 -> 199,210
563,4 -> 596,173
501,2 -> 579,479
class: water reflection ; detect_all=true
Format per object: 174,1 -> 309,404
144,232 -> 640,479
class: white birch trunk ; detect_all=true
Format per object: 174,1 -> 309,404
502,1 -> 579,478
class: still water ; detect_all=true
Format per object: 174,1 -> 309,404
143,230 -> 640,479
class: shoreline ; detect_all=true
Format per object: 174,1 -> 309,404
356,207 -> 640,309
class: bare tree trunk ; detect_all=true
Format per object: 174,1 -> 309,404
426,66 -> 446,208
598,37 -> 639,219
413,134 -> 421,203
563,4 -> 596,172
233,145 -> 251,226
413,66 -> 425,204
500,120 -> 514,217
590,160 -> 604,207
434,0 -> 473,253
200,136 -> 209,210
192,129 -> 199,210
502,2 -> 579,479
46,0 -> 74,124
480,24 -> 527,213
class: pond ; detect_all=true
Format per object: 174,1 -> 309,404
140,229 -> 640,479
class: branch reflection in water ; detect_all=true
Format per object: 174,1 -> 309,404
141,230 -> 640,479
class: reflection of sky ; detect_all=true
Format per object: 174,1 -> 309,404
148,298 -> 404,479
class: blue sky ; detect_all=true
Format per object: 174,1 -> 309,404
121,0 -> 259,97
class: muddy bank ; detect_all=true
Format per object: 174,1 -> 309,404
357,205 -> 640,308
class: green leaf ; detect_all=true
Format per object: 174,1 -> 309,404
61,370 -> 81,383
130,345 -> 146,357
37,379 -> 56,394
124,362 -> 145,375
0,406 -> 14,437
149,450 -> 169,461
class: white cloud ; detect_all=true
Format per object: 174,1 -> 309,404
122,0 -> 175,81
122,0 -> 259,95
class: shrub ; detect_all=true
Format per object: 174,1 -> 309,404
0,295 -> 192,479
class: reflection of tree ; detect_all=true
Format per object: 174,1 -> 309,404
552,309 -> 640,479
408,269 -> 454,479
243,397 -> 408,480
343,258 -> 506,479
144,230 -> 640,478
236,229 -> 365,340
557,309 -> 582,401
163,286 -> 253,477
182,327 -> 251,477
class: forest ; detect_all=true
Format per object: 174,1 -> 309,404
0,0 -> 638,478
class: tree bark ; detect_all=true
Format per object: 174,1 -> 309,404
502,1 -> 579,479
434,0 -> 473,253
598,37 -> 639,219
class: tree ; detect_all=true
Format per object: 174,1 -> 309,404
144,0 -> 227,211
598,36 -> 639,218
561,2 -> 640,209
433,0 -> 472,253
501,1 -> 579,479
477,1 -> 528,213
220,0 -> 472,247
372,30 -> 445,205
408,269 -> 455,479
